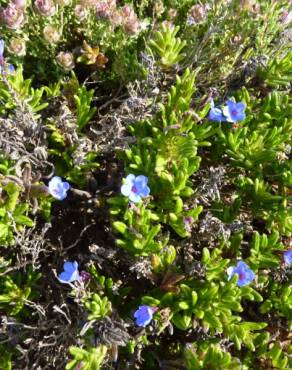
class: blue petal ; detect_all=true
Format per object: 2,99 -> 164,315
236,102 -> 246,111
226,266 -> 235,279
226,100 -> 237,110
134,306 -> 153,327
125,174 -> 136,183
62,182 -> 70,191
284,250 -> 292,265
222,106 -> 234,122
208,107 -> 226,122
58,265 -> 80,284
136,316 -> 152,327
121,183 -> 132,196
7,64 -> 15,73
49,176 -> 62,186
138,185 -> 150,197
0,40 -> 4,56
234,112 -> 246,121
129,192 -> 141,203
63,261 -> 78,272
135,175 -> 148,187
58,271 -> 72,283
237,278 -> 246,287
236,261 -> 248,271
245,268 -> 255,282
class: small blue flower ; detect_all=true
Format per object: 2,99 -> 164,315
283,250 -> 292,266
208,100 -> 226,122
227,261 -> 255,287
134,305 -> 155,327
0,39 -> 5,74
222,100 -> 246,123
58,261 -> 80,284
48,176 -> 70,200
0,39 -> 4,57
7,64 -> 15,73
121,174 -> 150,203
0,39 -> 14,75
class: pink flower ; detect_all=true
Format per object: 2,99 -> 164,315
34,0 -> 56,16
74,4 -> 86,20
56,51 -> 75,70
121,5 -> 135,18
96,1 -> 115,18
121,5 -> 140,34
12,0 -> 26,8
1,3 -> 25,29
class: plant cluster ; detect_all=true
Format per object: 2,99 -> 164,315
0,0 -> 291,369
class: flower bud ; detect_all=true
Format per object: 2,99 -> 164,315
8,37 -> 26,56
96,1 -> 115,19
280,10 -> 292,25
1,4 -> 25,29
109,10 -> 123,28
190,4 -> 207,23
167,8 -> 177,19
230,35 -> 242,45
34,0 -> 56,17
43,25 -> 60,43
121,5 -> 140,34
12,0 -> 26,9
161,20 -> 175,29
74,4 -> 86,20
79,271 -> 91,283
121,5 -> 135,18
154,1 -> 164,17
56,51 -> 75,70
123,18 -> 140,34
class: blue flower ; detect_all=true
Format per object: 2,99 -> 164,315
134,305 -> 155,327
0,39 -> 5,74
58,261 -> 80,284
227,261 -> 255,287
222,100 -> 246,123
283,250 -> 292,266
208,100 -> 226,122
7,64 -> 15,73
48,176 -> 70,200
121,174 -> 150,203
0,39 -> 4,57
0,39 -> 14,75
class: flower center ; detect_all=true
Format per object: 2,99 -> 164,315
131,185 -> 138,193
231,110 -> 238,116
238,272 -> 245,280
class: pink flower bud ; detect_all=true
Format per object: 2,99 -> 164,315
12,0 -> 26,9
34,0 -> 56,17
121,5 -> 135,18
43,25 -> 60,43
1,4 -> 25,29
8,37 -> 26,56
167,8 -> 177,19
190,4 -> 207,23
123,18 -> 140,34
280,9 -> 292,25
56,51 -> 75,70
96,1 -> 114,19
109,9 -> 123,28
161,20 -> 175,29
121,5 -> 140,34
74,4 -> 86,20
